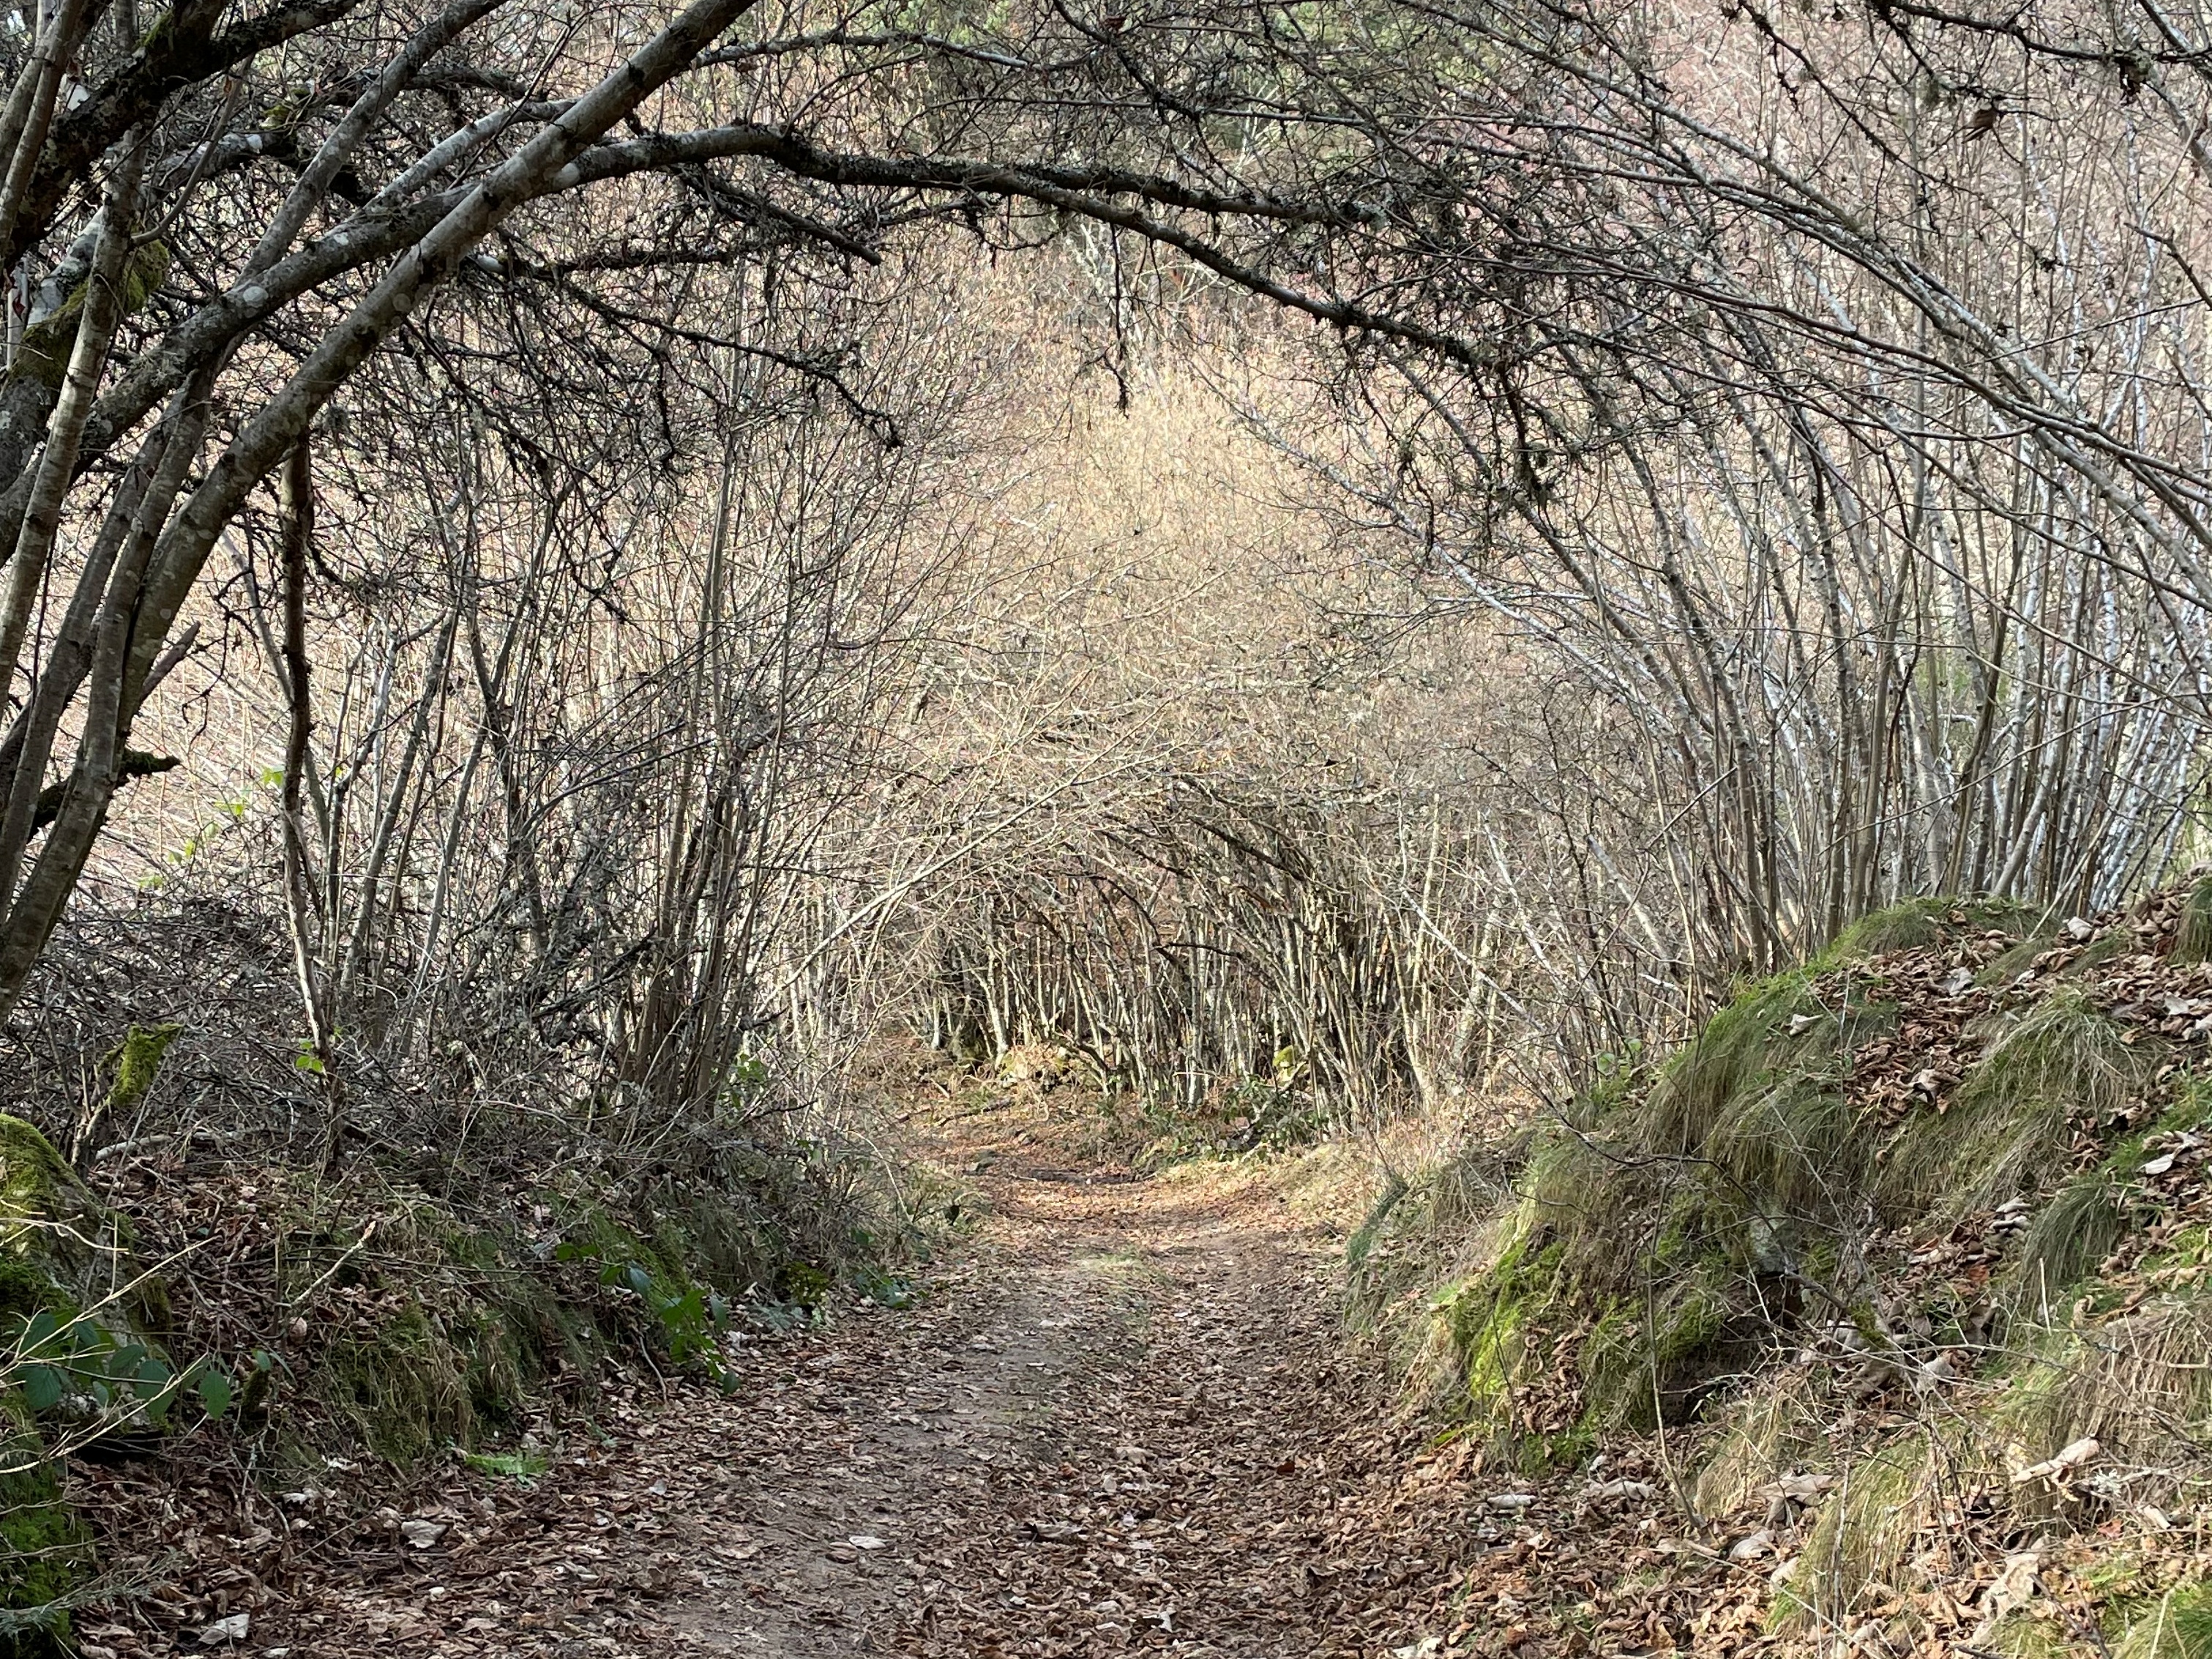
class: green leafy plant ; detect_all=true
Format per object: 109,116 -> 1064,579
459,1447 -> 549,1481
554,1237 -> 733,1376
7,1308 -> 229,1429
852,1264 -> 919,1309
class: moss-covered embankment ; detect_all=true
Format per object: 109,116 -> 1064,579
0,1026 -> 939,1654
1353,887 -> 2212,1653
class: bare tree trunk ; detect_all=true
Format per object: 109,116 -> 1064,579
278,435 -> 332,1078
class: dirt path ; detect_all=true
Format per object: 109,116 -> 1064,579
231,1105 -> 1500,1658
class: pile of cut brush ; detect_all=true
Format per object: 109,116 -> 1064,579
1355,884 -> 2212,1657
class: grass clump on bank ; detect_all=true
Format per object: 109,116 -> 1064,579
1880,988 -> 2140,1215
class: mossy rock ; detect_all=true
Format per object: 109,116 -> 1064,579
0,1394 -> 91,1653
0,1115 -> 160,1340
1582,1271 -> 1735,1431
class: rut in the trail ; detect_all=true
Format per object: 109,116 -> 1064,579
263,1110 -> 1489,1658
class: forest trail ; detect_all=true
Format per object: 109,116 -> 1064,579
269,1100 -> 1490,1658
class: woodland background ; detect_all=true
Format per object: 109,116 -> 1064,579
0,0 -> 2207,1647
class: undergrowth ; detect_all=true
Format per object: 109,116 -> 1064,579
0,954 -> 964,1648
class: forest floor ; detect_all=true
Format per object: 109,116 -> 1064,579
111,1092 -> 1543,1659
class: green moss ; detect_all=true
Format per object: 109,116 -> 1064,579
121,239 -> 168,313
1343,891 -> 2212,1638
2139,1225 -> 2212,1287
0,1122 -> 81,1250
1580,1271 -> 1730,1431
2081,1546 -> 2160,1598
102,1023 -> 179,1118
2011,1076 -> 2212,1321
1984,1556 -> 2212,1656
0,1263 -> 56,1327
1525,1134 -> 1654,1290
1763,1579 -> 1812,1637
457,1310 -> 525,1428
1424,1159 -> 1743,1455
313,1267 -> 614,1466
0,1398 -> 89,1644
0,1116 -> 159,1344
320,1305 -> 471,1466
1431,1213 -> 1564,1431
1526,1412 -> 1599,1472
10,240 -> 173,392
1578,1051 -> 1648,1125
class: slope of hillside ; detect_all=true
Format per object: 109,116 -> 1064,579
1353,885 -> 2212,1655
